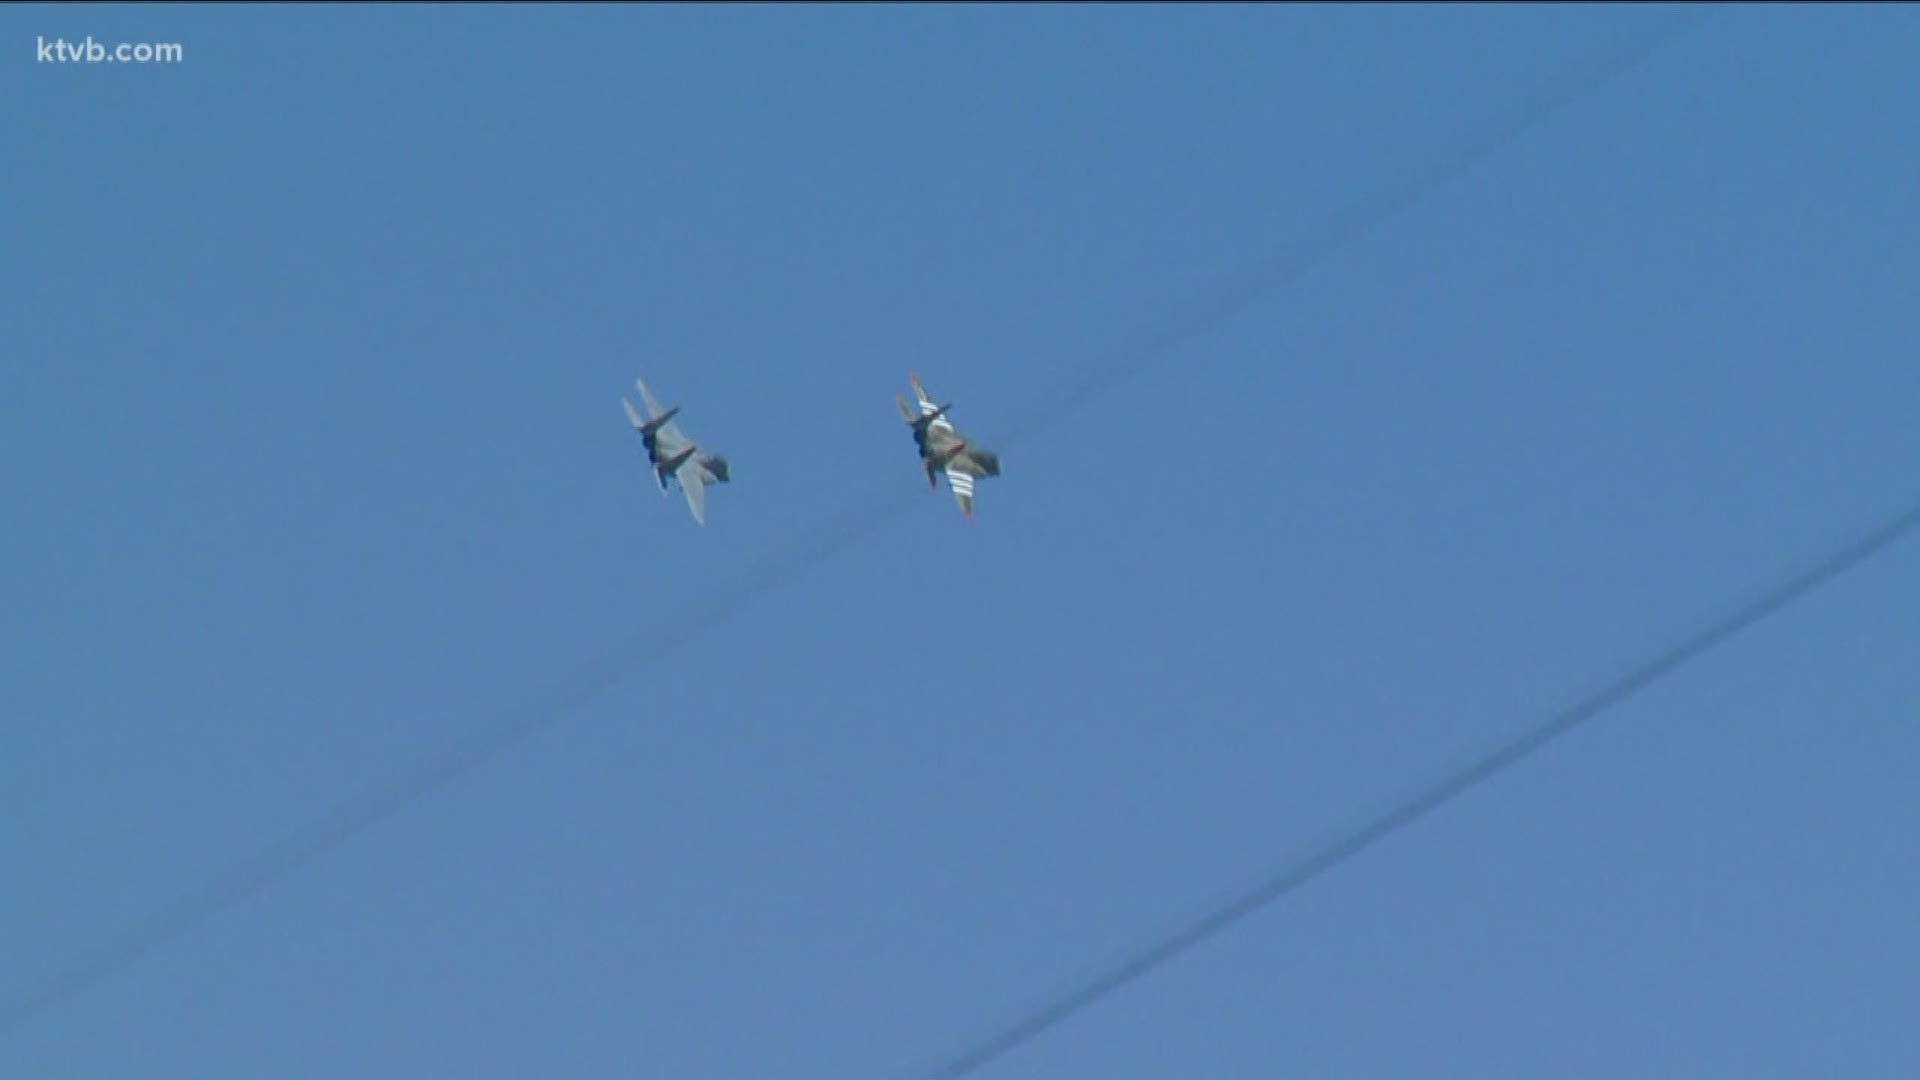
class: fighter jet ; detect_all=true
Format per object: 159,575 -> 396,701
622,377 -> 730,525
896,373 -> 1001,519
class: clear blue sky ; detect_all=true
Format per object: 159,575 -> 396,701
6,4 -> 1919,1077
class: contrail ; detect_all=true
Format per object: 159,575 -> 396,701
1003,5 -> 1717,448
914,495 -> 1920,1079
0,484 -> 920,1031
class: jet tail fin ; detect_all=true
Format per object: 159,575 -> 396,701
656,445 -> 697,487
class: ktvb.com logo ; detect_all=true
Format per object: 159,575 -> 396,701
38,36 -> 184,64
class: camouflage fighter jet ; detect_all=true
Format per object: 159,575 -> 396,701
622,377 -> 730,525
896,373 -> 1001,519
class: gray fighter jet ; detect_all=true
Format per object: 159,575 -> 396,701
896,373 -> 1001,519
622,377 -> 730,525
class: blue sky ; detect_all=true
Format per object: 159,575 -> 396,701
6,4 -> 1919,1076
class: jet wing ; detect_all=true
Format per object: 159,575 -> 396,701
945,468 -> 975,518
638,378 -> 691,444
678,462 -> 708,525
910,374 -> 957,438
